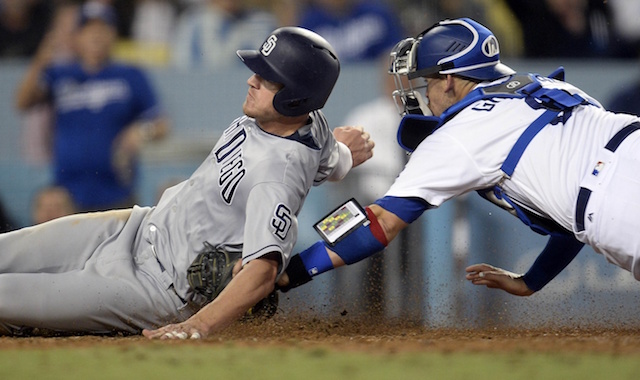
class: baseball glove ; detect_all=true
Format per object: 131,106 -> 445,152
187,242 -> 279,319
187,242 -> 240,304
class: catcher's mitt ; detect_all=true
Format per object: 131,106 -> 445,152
187,242 -> 240,304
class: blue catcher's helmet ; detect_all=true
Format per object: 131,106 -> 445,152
237,27 -> 340,117
410,18 -> 514,80
389,18 -> 514,116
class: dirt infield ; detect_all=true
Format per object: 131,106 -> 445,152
2,316 -> 640,355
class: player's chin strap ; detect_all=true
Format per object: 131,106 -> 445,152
279,199 -> 388,292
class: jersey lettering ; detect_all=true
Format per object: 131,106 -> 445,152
271,204 -> 292,240
55,79 -> 130,113
215,127 -> 247,204
471,99 -> 499,112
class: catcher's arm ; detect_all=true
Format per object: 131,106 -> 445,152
277,202 -> 410,291
143,254 -> 278,340
466,232 -> 584,296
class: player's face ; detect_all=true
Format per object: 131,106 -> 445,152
242,74 -> 283,123
424,75 -> 454,117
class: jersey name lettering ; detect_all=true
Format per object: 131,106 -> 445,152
471,99 -> 499,112
215,127 -> 247,204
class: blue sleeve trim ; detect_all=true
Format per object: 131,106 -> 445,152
374,196 -> 431,224
522,232 -> 584,292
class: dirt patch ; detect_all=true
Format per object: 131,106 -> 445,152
2,316 -> 640,355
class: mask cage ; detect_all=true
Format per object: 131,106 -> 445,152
388,37 -> 432,117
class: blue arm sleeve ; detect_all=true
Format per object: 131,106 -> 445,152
521,232 -> 585,292
374,196 -> 431,224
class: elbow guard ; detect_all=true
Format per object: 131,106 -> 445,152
314,199 -> 388,265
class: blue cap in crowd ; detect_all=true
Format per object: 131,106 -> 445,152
78,1 -> 118,28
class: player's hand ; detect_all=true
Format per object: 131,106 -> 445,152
333,125 -> 374,168
111,124 -> 145,186
465,263 -> 534,297
142,318 -> 209,340
32,32 -> 57,69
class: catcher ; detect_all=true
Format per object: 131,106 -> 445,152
0,26 -> 374,338
274,18 -> 640,301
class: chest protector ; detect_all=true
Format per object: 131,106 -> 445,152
397,67 -> 595,235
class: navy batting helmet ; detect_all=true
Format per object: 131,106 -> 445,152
409,18 -> 514,81
237,27 -> 340,117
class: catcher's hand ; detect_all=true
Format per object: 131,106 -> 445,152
465,263 -> 534,296
187,242 -> 241,303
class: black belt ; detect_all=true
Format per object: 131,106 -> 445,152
575,122 -> 640,232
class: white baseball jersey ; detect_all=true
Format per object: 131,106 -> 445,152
385,76 -> 640,277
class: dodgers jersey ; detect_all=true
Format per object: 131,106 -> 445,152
142,111 -> 341,302
42,62 -> 161,209
385,76 -> 640,232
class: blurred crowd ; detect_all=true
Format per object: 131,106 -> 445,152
2,0 -> 640,66
2,0 -> 640,232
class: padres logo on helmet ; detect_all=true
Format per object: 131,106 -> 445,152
261,35 -> 278,56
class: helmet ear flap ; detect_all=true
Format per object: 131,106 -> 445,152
273,92 -> 309,116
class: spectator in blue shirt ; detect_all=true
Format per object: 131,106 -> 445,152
15,1 -> 170,212
298,0 -> 404,63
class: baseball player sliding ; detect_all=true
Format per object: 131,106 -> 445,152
276,18 -> 640,302
0,27 -> 374,337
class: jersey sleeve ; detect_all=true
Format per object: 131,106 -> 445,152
40,65 -> 57,97
385,131 -> 492,207
309,111 -> 342,186
241,182 -> 301,277
522,232 -> 584,292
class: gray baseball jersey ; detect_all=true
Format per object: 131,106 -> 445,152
0,110 -> 342,335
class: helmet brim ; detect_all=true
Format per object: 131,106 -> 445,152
457,62 -> 515,81
236,50 -> 281,84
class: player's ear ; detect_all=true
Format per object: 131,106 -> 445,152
444,74 -> 456,92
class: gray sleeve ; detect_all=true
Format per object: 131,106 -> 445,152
240,182 -> 301,276
311,110 -> 341,186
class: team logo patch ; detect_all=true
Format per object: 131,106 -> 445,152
481,35 -> 500,57
271,204 -> 292,240
261,35 -> 278,56
506,80 -> 521,89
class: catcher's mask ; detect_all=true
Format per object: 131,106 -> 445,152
388,18 -> 515,116
237,27 -> 340,117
